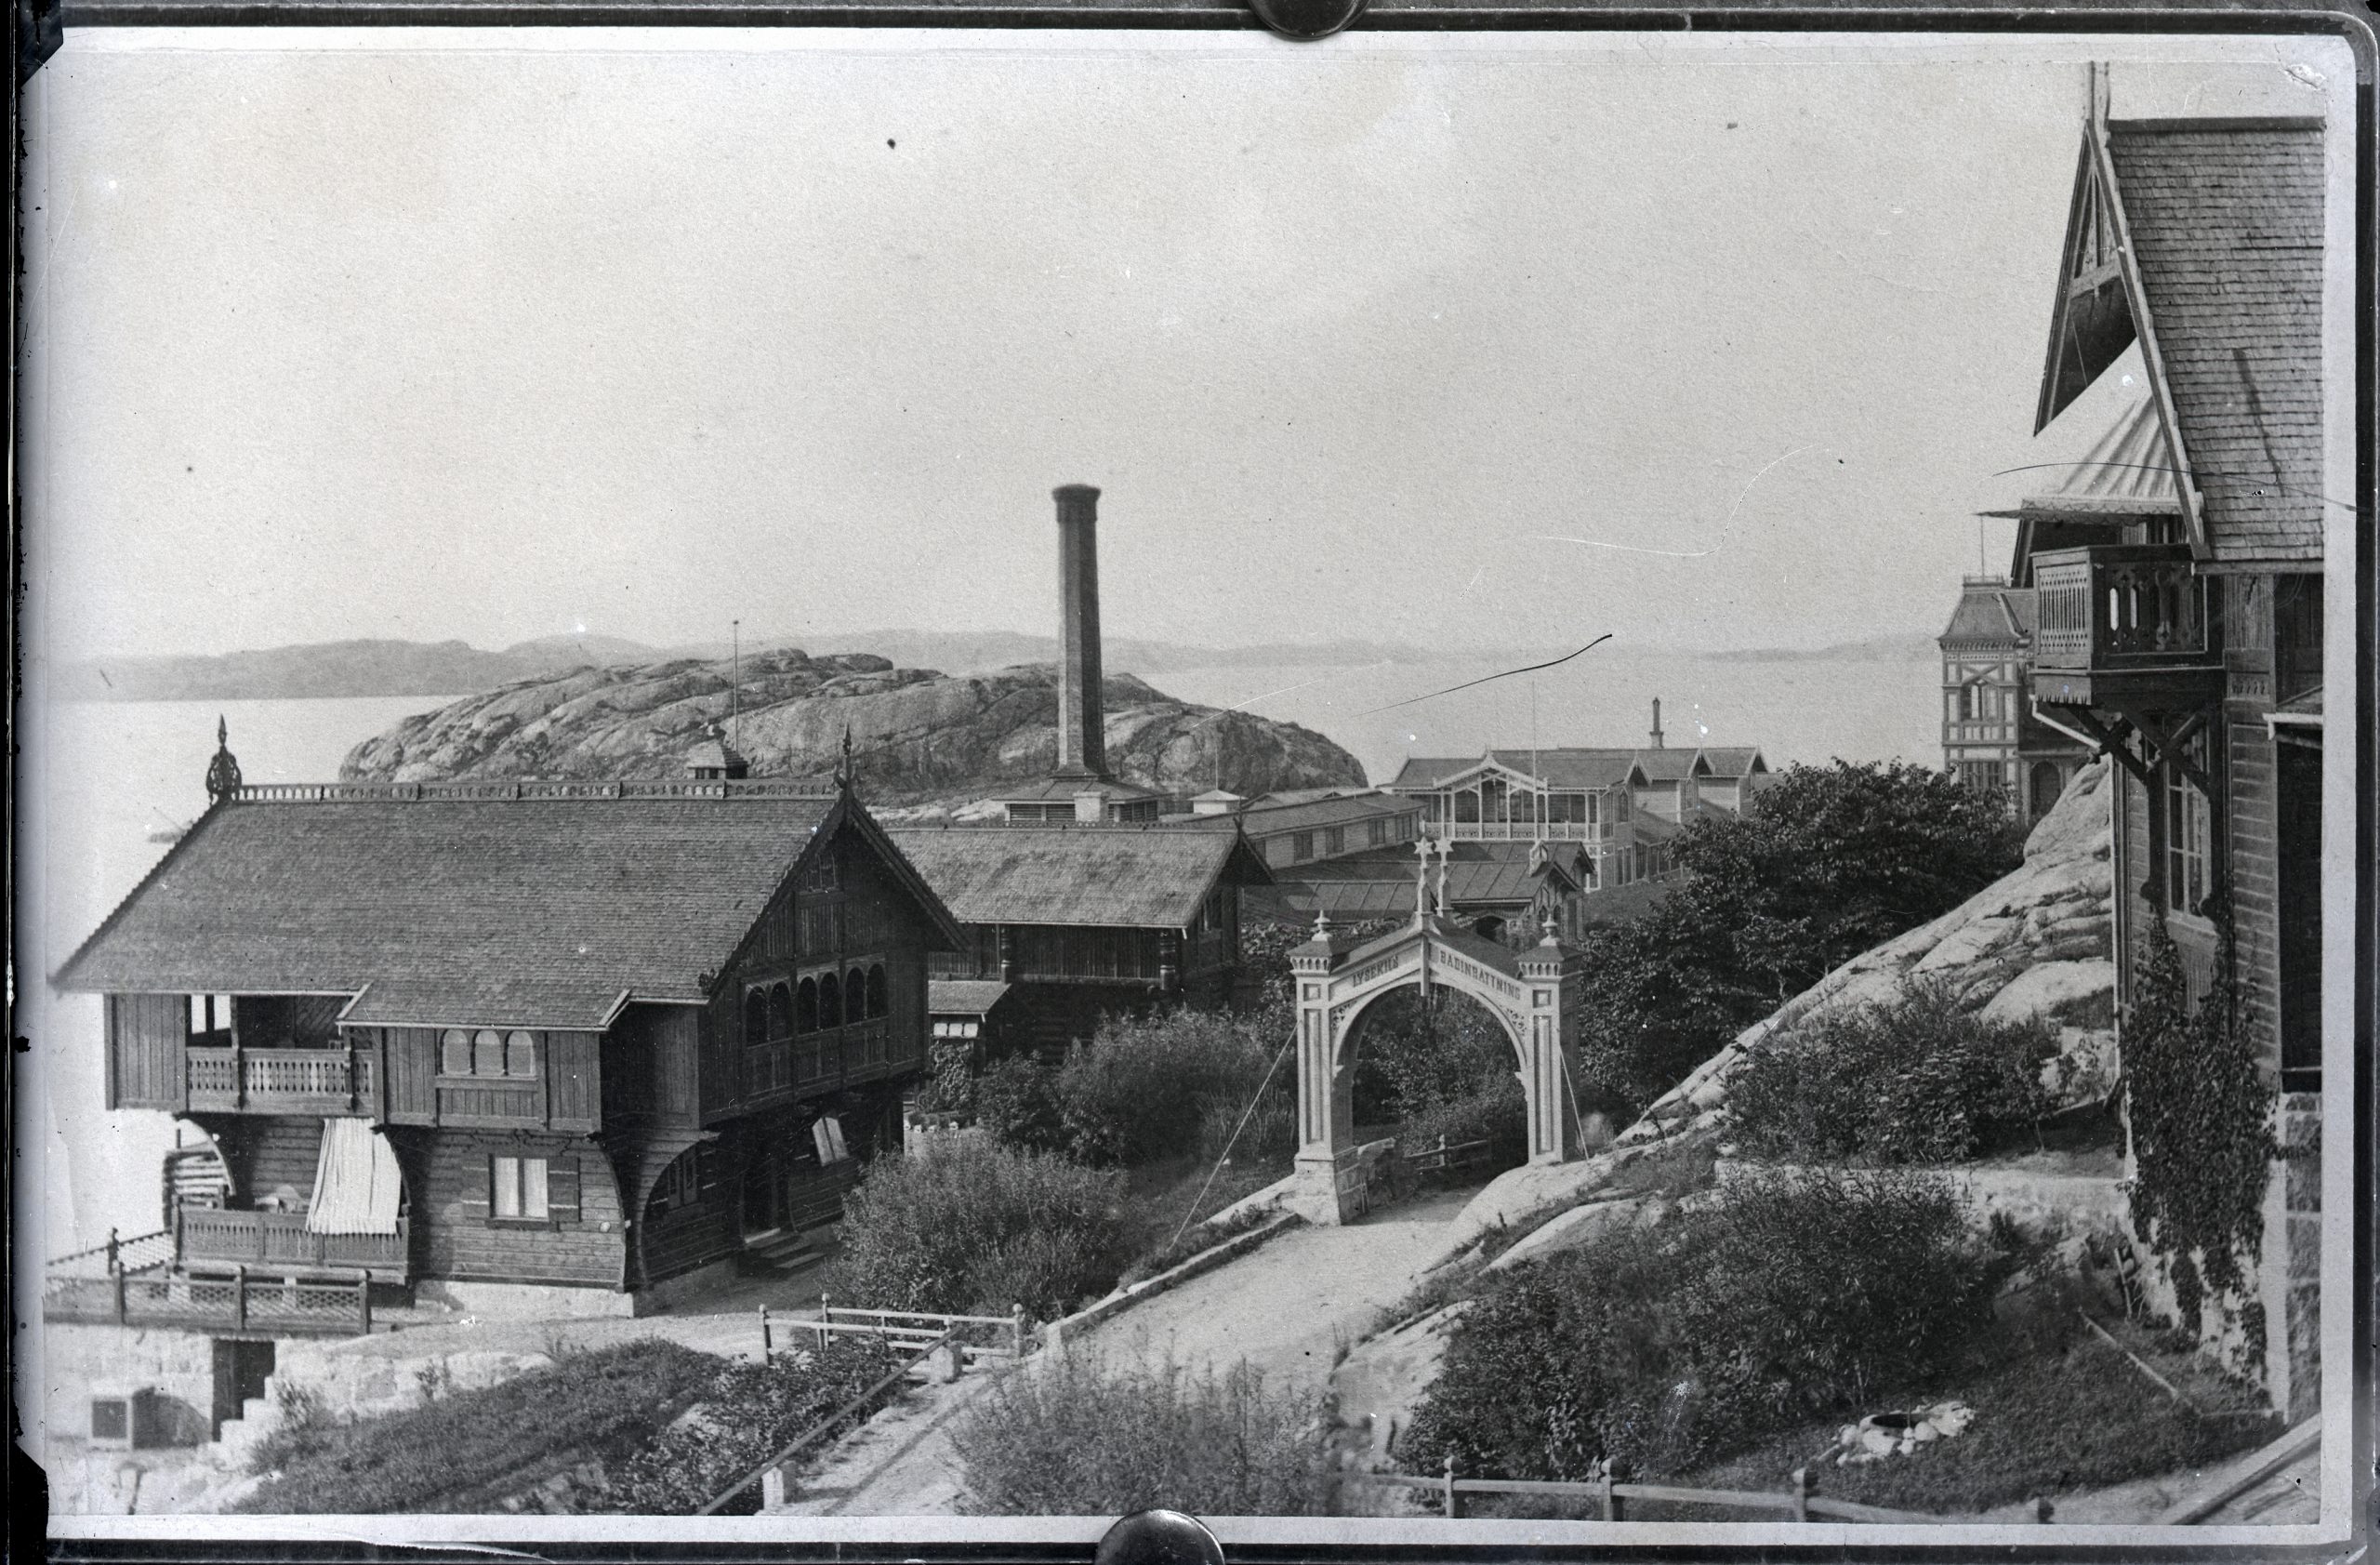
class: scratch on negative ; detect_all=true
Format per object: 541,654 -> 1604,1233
1533,444 -> 1815,559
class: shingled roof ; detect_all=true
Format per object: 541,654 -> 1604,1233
888,824 -> 1271,929
2042,116 -> 2327,565
1939,582 -> 2039,646
54,783 -> 959,1028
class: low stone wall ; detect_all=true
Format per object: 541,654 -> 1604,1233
412,1277 -> 638,1320
40,1322 -> 219,1452
1039,1213 -> 1302,1357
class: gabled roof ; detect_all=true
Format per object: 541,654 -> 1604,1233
2036,113 -> 2326,566
53,782 -> 959,1027
928,980 -> 1012,1017
1697,748 -> 1769,779
1487,749 -> 1645,790
887,823 -> 1272,930
1939,582 -> 2039,647
1388,756 -> 1484,789
990,775 -> 1166,805
1630,749 -> 1701,784
1983,395 -> 2182,522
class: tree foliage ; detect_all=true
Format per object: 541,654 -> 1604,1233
1575,762 -> 2026,1110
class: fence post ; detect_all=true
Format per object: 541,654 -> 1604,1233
1790,1466 -> 1811,1522
1012,1303 -> 1027,1359
816,1293 -> 830,1352
760,1465 -> 787,1511
106,1227 -> 121,1274
284,1274 -> 299,1314
233,1266 -> 248,1333
112,1267 -> 127,1324
357,1277 -> 373,1333
1442,1454 -> 1461,1520
2034,1496 -> 2055,1524
759,1306 -> 773,1364
1598,1458 -> 1620,1522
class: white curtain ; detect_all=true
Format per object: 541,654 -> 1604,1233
812,1116 -> 850,1165
307,1118 -> 403,1235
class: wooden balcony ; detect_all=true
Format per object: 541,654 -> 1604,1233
44,1268 -> 377,1337
1435,821 -> 1598,842
2030,544 -> 2222,713
175,1206 -> 411,1283
186,1045 -> 377,1116
742,1019 -> 919,1106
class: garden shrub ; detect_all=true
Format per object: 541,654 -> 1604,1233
1350,987 -> 1517,1125
1056,1005 -> 1287,1167
1402,1168 -> 2002,1480
828,1136 -> 1126,1318
950,1347 -> 1331,1516
1396,1074 -> 1527,1172
598,1336 -> 899,1514
1725,984 -> 2059,1164
973,1052 -> 1067,1155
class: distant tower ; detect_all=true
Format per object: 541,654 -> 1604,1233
204,716 -> 244,802
1053,484 -> 1108,781
1649,697 -> 1665,750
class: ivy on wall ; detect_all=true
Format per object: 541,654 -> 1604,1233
2123,913 -> 2276,1335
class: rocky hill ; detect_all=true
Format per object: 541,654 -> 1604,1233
337,647 -> 1368,805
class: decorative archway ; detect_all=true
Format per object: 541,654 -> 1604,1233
1287,846 -> 1587,1224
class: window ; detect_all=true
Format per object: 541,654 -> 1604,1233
654,1154 -> 698,1213
505,1030 -> 536,1077
1323,827 -> 1344,856
443,1028 -> 538,1077
797,977 -> 819,1033
818,972 -> 843,1028
2164,739 -> 2214,921
744,990 -> 770,1047
472,1029 -> 504,1076
1292,831 -> 1315,862
1367,818 -> 1387,847
442,1028 -> 471,1076
492,1156 -> 549,1220
866,963 -> 888,1019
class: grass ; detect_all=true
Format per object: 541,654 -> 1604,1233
1112,1153 -> 1292,1287
236,1338 -> 724,1513
236,1335 -> 906,1516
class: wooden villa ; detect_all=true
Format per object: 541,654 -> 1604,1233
51,736 -> 965,1323
2016,88 -> 2333,1419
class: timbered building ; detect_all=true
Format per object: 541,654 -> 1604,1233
2018,88 -> 2334,1418
893,822 -> 1273,1054
53,738 -> 963,1320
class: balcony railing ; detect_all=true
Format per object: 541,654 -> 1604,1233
44,1268 -> 377,1336
2030,544 -> 2220,710
175,1207 -> 411,1282
1434,820 -> 1600,842
187,1045 -> 377,1115
743,1020 -> 907,1103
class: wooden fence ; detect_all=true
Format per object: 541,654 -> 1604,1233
1350,1458 -> 2030,1524
44,1265 -> 376,1337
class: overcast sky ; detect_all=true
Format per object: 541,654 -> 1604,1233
21,31 -> 2344,669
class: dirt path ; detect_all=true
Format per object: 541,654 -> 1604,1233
787,1188 -> 1473,1517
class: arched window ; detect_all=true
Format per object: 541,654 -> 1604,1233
796,977 -> 819,1033
441,1028 -> 471,1076
745,990 -> 770,1047
866,963 -> 888,1019
818,973 -> 843,1029
473,1028 -> 504,1076
506,1030 -> 537,1077
768,983 -> 793,1041
846,967 -> 867,1019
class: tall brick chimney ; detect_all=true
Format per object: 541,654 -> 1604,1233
1052,484 -> 1107,780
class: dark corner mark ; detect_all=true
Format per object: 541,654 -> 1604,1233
19,0 -> 61,83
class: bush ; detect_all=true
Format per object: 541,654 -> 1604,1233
1351,987 -> 1517,1125
1055,1005 -> 1288,1168
828,1137 -> 1127,1319
599,1337 -> 900,1513
950,1347 -> 1331,1516
237,1339 -> 726,1513
1396,1075 -> 1527,1172
973,1053 -> 1067,1155
1725,985 -> 2059,1164
1402,1168 -> 2003,1479
1574,762 -> 2027,1112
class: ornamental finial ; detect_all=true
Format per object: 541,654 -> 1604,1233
835,724 -> 856,790
205,716 -> 243,802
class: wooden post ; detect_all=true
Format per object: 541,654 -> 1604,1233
1790,1466 -> 1811,1522
357,1277 -> 373,1333
1598,1458 -> 1620,1521
2035,1495 -> 2055,1524
760,1466 -> 787,1511
816,1293 -> 831,1352
232,1266 -> 248,1333
1441,1454 -> 1461,1520
284,1274 -> 299,1314
759,1306 -> 773,1364
112,1267 -> 127,1324
1012,1303 -> 1027,1359
106,1227 -> 121,1274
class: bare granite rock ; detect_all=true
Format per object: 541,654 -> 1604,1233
339,649 -> 1367,804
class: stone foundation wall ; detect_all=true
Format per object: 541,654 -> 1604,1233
39,1323 -> 218,1451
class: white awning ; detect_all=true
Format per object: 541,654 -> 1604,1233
307,1118 -> 403,1235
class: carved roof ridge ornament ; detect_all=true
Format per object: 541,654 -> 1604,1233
205,715 -> 243,802
1247,0 -> 1367,40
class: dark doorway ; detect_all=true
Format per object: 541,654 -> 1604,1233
210,1338 -> 274,1439
2030,761 -> 2066,821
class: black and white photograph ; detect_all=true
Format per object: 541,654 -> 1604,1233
14,19 -> 2365,1549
